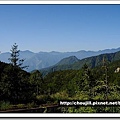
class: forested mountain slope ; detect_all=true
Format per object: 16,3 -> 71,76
40,51 -> 120,76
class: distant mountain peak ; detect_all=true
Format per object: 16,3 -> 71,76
56,56 -> 79,66
0,47 -> 120,72
20,50 -> 34,53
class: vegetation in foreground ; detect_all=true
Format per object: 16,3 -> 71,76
0,43 -> 120,113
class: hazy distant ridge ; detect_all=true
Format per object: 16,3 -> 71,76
40,50 -> 120,76
0,47 -> 120,72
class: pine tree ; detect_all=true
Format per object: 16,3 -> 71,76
102,56 -> 109,100
81,64 -> 95,100
8,43 -> 28,69
30,70 -> 43,96
8,43 -> 28,103
94,56 -> 120,112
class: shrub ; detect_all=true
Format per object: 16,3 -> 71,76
17,104 -> 25,109
27,102 -> 36,108
51,90 -> 69,102
36,95 -> 53,104
0,101 -> 11,110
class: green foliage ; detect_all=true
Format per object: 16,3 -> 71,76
0,101 -> 11,110
44,70 -> 79,96
36,95 -> 53,104
17,104 -> 25,109
68,106 -> 96,113
0,44 -> 120,113
0,58 -> 32,104
30,70 -> 43,96
27,102 -> 36,108
50,90 -> 69,102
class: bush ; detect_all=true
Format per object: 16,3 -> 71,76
27,102 -> 36,108
0,101 -> 11,110
36,95 -> 54,105
68,106 -> 96,113
50,90 -> 69,102
17,104 -> 25,109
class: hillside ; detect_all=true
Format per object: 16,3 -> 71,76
40,50 -> 120,76
56,56 -> 79,66
0,54 -> 120,113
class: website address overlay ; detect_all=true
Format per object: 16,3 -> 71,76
59,100 -> 120,106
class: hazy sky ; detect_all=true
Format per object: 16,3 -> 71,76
0,5 -> 120,53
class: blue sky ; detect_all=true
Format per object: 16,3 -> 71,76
0,5 -> 120,53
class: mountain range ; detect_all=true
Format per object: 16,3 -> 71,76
40,50 -> 120,76
0,47 -> 120,72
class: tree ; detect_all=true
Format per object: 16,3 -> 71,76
80,64 -> 96,100
94,57 -> 120,112
8,43 -> 28,69
30,70 -> 43,96
94,56 -> 110,100
7,43 -> 28,103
